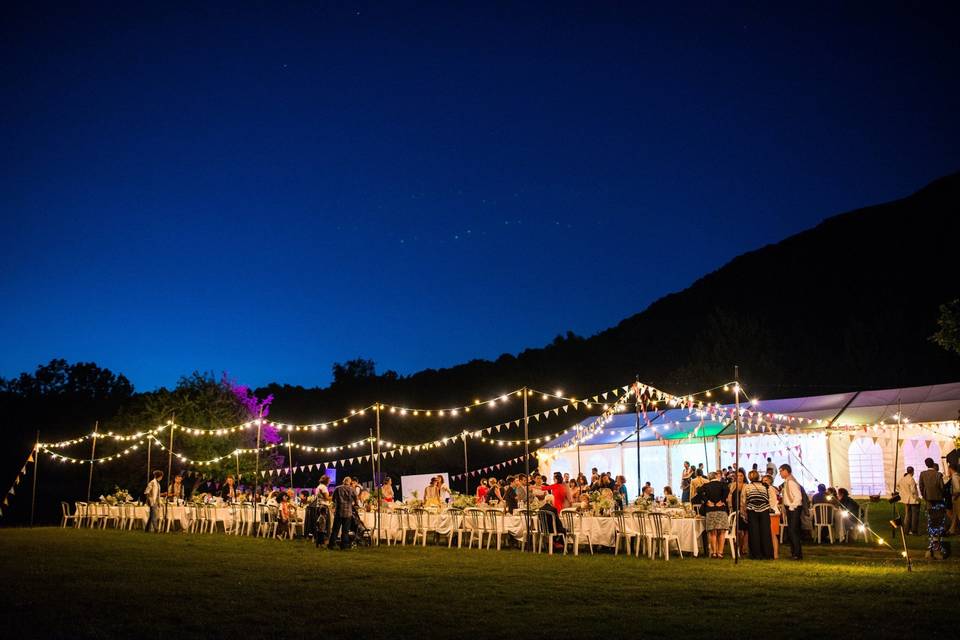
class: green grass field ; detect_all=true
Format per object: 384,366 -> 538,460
1,510 -> 957,639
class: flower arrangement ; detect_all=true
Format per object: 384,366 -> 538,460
405,490 -> 423,509
589,490 -> 616,515
665,495 -> 680,508
450,492 -> 477,510
113,487 -> 131,503
103,495 -> 117,505
633,496 -> 652,511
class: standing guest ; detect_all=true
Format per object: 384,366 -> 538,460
220,475 -> 237,503
487,478 -> 504,504
475,478 -> 488,503
919,458 -> 946,558
381,477 -> 394,503
766,458 -> 776,477
614,475 -> 629,506
590,468 -> 600,486
681,461 -> 694,502
568,479 -> 580,502
744,470 -> 774,559
763,474 -> 781,559
689,470 -> 707,505
328,476 -> 358,550
545,472 -> 571,511
697,463 -> 705,477
423,477 -> 441,508
167,473 -> 184,503
697,471 -> 729,559
779,464 -> 805,560
316,475 -> 331,501
277,492 -> 292,538
144,470 -> 163,533
563,472 -> 570,483
436,475 -> 451,503
898,466 -> 920,535
947,463 -> 960,535
531,474 -> 547,499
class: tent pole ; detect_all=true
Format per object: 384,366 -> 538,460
368,428 -> 377,544
86,421 -> 98,503
733,367 -> 741,565
462,432 -> 469,495
146,436 -> 152,482
254,408 -> 263,498
30,431 -> 39,527
375,403 -> 382,547
523,387 -> 531,552
634,376 -> 641,498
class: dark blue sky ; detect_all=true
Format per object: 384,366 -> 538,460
2,2 -> 958,391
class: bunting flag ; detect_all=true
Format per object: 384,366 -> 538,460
0,446 -> 36,520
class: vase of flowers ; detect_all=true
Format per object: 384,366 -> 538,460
451,492 -> 477,510
113,487 -> 131,503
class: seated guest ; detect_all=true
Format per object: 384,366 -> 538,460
663,486 -> 674,498
298,490 -> 310,505
167,473 -> 184,502
531,474 -> 547,499
640,485 -> 655,501
569,479 -> 580,501
220,474 -> 237,503
539,493 -> 567,537
811,484 -> 828,504
826,487 -> 839,503
837,488 -> 861,518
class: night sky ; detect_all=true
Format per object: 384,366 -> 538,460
2,3 -> 958,391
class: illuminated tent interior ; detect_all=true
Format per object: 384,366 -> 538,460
537,382 -> 960,498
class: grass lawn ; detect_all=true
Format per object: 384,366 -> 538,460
1,511 -> 957,639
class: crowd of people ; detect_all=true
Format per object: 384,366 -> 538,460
140,454 -> 959,559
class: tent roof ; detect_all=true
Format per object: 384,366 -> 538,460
542,408 -> 729,449
541,381 -> 960,449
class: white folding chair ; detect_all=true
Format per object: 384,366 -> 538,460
632,512 -> 653,558
485,509 -> 508,550
647,513 -> 682,560
60,502 -> 80,528
445,508 -> 466,548
814,503 -> 836,544
723,512 -> 740,558
612,510 -> 636,556
464,508 -> 487,549
535,510 -> 564,554
409,508 -> 434,546
560,509 -> 593,555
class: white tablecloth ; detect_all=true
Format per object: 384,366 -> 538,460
360,509 -> 705,555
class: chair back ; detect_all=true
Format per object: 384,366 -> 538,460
61,501 -> 70,517
860,502 -> 870,526
647,512 -> 668,538
446,508 -> 464,531
484,508 -> 503,533
464,507 -> 485,532
726,511 -> 738,534
559,508 -> 578,533
409,507 -> 428,531
266,505 -> 278,523
613,509 -> 628,533
631,511 -> 648,537
814,503 -> 835,525
76,502 -> 87,519
536,510 -> 558,536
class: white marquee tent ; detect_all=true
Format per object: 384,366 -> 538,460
537,382 -> 960,498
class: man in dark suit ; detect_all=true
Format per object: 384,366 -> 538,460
328,476 -> 358,550
918,458 -> 946,559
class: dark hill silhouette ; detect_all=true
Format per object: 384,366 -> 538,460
259,171 -> 960,419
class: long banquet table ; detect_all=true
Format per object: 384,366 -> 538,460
360,509 -> 706,556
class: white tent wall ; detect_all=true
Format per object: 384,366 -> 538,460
668,440 -> 716,490
541,425 -> 956,500
622,442 -> 669,500
717,432 -> 829,491
831,428 -> 955,497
